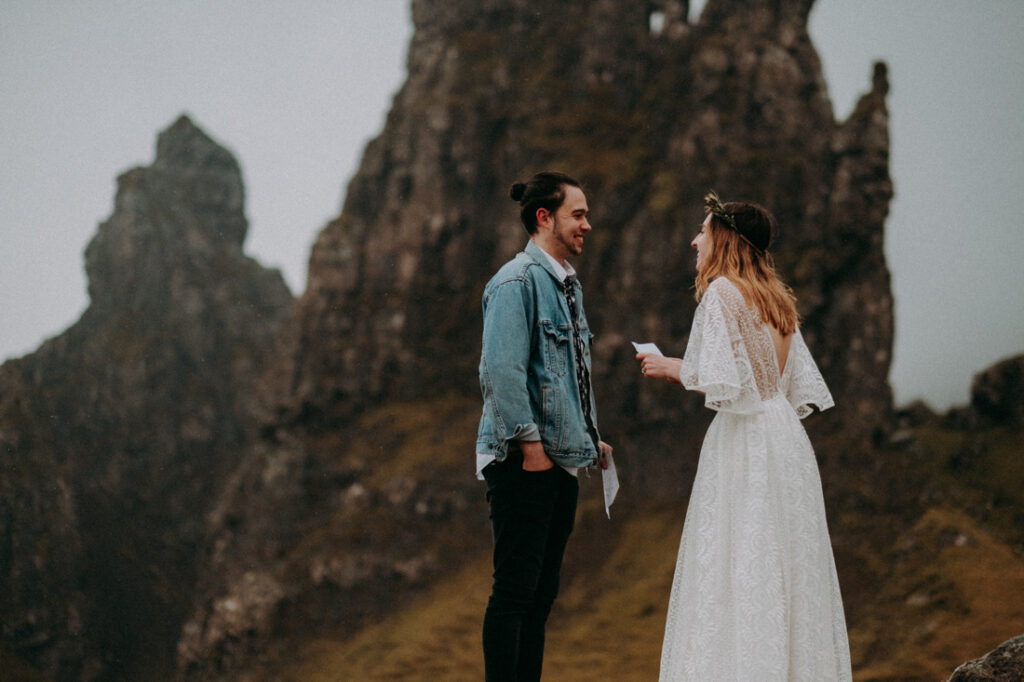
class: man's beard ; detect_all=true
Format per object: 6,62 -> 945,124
555,219 -> 583,257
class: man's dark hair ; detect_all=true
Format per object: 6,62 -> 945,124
509,171 -> 582,235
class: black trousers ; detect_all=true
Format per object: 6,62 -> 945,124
481,448 -> 579,682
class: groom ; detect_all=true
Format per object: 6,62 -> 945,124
476,171 -> 612,681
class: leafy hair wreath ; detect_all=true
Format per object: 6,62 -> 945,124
703,190 -> 764,252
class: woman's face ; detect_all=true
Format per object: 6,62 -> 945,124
691,214 -> 713,271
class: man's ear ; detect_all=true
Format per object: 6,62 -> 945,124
535,207 -> 552,231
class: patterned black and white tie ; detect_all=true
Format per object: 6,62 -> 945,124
562,276 -> 593,427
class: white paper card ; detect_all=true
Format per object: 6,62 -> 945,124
631,341 -> 663,355
602,449 -> 619,519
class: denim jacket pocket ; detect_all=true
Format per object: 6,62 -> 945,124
539,383 -> 566,450
539,319 -> 572,377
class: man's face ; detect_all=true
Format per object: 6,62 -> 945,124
545,185 -> 591,262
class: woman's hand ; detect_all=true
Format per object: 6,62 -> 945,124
636,353 -> 683,385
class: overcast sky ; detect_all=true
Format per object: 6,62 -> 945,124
2,1 -> 1022,410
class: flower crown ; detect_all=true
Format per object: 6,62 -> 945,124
703,190 -> 763,252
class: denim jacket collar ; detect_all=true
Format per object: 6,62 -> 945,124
525,240 -> 574,287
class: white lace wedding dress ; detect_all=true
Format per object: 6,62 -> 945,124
659,277 -> 852,681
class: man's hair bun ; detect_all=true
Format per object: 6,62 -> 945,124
508,171 -> 581,235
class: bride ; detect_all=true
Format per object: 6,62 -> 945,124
636,192 -> 853,681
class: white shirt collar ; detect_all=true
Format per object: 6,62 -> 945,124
531,240 -> 576,282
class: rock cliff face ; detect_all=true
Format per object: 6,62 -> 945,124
0,116 -> 292,681
292,0 -> 893,439
177,0 -> 894,678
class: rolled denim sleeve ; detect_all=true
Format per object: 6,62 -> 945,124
479,278 -> 540,446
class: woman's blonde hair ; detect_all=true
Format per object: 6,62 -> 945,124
694,198 -> 799,335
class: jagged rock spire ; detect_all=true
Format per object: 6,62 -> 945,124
85,115 -> 249,308
0,115 -> 290,681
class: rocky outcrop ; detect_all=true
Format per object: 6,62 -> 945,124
947,634 -> 1024,681
174,395 -> 487,679
0,116 -> 292,681
177,0 -> 894,678
970,354 -> 1024,426
289,0 -> 893,442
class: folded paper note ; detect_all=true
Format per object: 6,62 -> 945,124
631,341 -> 663,356
602,450 -> 618,519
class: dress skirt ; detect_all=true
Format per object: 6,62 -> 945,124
659,394 -> 852,682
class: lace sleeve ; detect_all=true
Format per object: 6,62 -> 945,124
782,328 -> 834,418
679,283 -> 763,414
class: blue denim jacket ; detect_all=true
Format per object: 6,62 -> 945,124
476,240 -> 601,468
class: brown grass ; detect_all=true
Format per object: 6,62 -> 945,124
279,509 -> 681,681
851,508 -> 1024,681
283,554 -> 492,681
272,419 -> 1024,682
12,408 -> 1020,682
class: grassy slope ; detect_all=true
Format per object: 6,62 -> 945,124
852,508 -> 1024,681
283,511 -> 1023,682
276,418 -> 1024,682
282,508 -> 682,682
847,422 -> 1024,680
10,410 -> 1019,681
